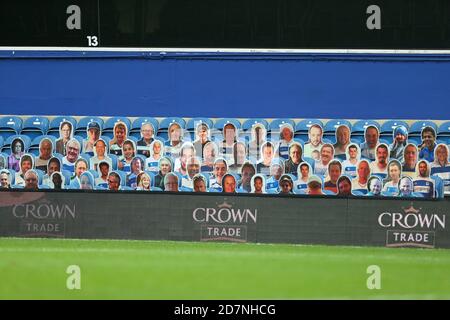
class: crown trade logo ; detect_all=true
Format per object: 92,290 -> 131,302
193,198 -> 258,242
378,203 -> 446,248
11,197 -> 76,238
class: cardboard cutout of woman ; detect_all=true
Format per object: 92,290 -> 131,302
8,137 -> 25,172
154,156 -> 173,190
136,172 -> 152,191
430,144 -> 450,195
118,139 -> 136,172
109,121 -> 128,157
15,154 -> 35,187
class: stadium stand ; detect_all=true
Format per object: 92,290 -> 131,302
0,114 -> 447,199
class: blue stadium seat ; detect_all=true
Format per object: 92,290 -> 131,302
72,135 -> 84,150
409,121 -> 438,145
79,153 -> 92,164
5,168 -> 16,185
130,117 -> 159,140
2,135 -> 32,154
34,169 -> 45,185
61,170 -> 72,185
103,117 -> 131,139
74,116 -> 102,136
99,135 -> 111,147
47,116 -> 77,138
437,121 -> 450,144
431,175 -> 444,199
20,116 -> 50,139
88,169 -> 99,179
127,136 -> 138,145
0,116 -> 23,139
116,171 -> 127,187
295,119 -> 324,141
242,119 -> 269,132
109,154 -> 119,170
0,136 -> 3,151
186,118 -> 214,141
380,120 -> 410,144
29,135 -> 57,156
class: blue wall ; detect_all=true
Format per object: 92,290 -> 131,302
0,50 -> 449,120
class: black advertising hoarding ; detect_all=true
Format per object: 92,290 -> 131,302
0,190 -> 448,249
1,0 -> 450,49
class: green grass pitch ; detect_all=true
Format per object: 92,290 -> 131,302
0,238 -> 449,299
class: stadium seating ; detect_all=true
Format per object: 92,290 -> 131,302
0,116 -> 23,139
20,116 -> 50,139
437,121 -> 450,144
1,114 -> 447,199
